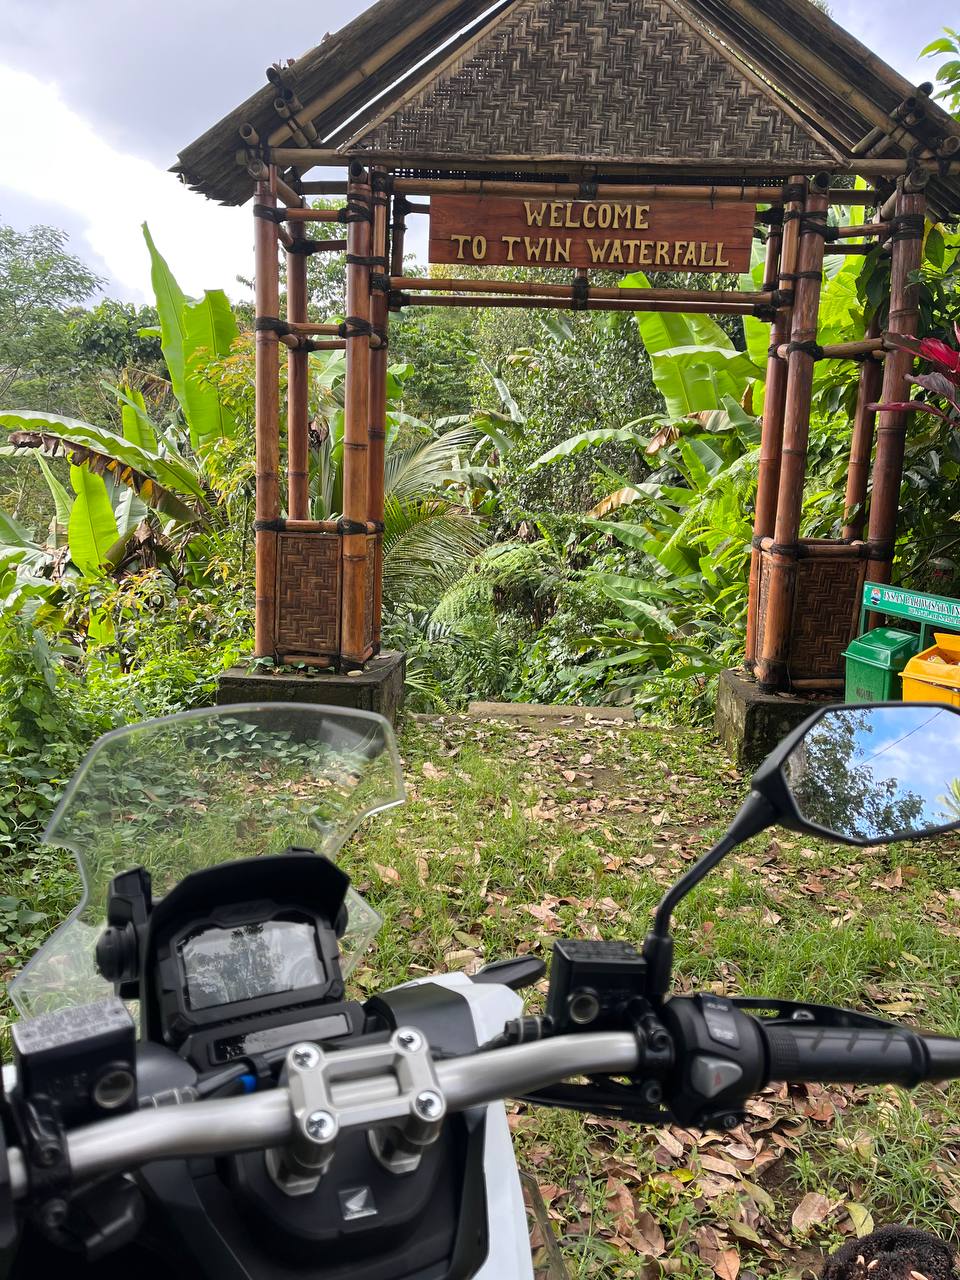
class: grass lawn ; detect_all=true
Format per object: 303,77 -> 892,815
4,711 -> 960,1278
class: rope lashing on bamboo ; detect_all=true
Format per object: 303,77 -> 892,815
338,517 -> 370,535
254,518 -> 287,532
339,317 -> 374,339
756,207 -> 785,227
255,317 -> 293,335
800,219 -> 839,241
338,194 -> 373,224
753,304 -> 779,321
369,274 -> 392,293
889,213 -> 926,241
784,340 -> 825,359
287,239 -> 346,256
372,327 -> 389,349
370,520 -> 385,533
253,203 -> 285,223
579,179 -> 599,198
572,275 -> 589,311
370,171 -> 393,194
782,182 -> 806,204
346,254 -> 389,268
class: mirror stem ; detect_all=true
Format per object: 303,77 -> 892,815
643,791 -> 777,999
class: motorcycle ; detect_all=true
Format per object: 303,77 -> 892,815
1,699 -> 959,1279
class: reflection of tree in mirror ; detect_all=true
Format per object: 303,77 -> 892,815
784,710 -> 928,843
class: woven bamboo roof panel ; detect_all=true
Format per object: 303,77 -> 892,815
346,0 -> 840,168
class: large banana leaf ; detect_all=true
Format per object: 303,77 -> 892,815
36,455 -> 72,541
529,419 -> 659,471
68,466 -> 119,576
0,411 -> 206,523
117,384 -> 157,453
143,224 -> 189,409
181,291 -> 238,448
622,271 -> 759,416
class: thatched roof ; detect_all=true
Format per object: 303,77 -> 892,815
174,0 -> 960,218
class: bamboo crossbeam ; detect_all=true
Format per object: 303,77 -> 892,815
824,244 -> 873,256
299,182 -> 349,196
277,333 -> 349,352
773,338 -> 885,361
282,207 -> 344,223
389,177 -> 879,205
835,222 -> 890,238
395,293 -> 767,315
268,146 -> 951,180
387,275 -> 775,307
254,173 -> 281,658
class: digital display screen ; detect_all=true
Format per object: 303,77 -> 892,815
179,919 -> 326,1011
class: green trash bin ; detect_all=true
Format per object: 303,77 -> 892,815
842,627 -> 920,702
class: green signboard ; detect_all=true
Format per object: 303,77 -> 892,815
862,582 -> 960,630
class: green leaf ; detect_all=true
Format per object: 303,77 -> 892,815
0,410 -> 205,522
181,290 -> 238,447
529,421 -> 658,470
620,273 -> 758,414
117,384 -> 157,452
68,465 -> 119,576
142,223 -> 190,409
36,454 -> 73,529
925,226 -> 946,271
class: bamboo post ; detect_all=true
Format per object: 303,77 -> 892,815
745,177 -> 804,671
340,164 -> 373,665
286,198 -> 310,520
843,314 -> 884,539
390,194 -> 407,276
368,169 -> 390,654
756,175 -> 831,691
866,178 -> 928,585
254,173 -> 281,658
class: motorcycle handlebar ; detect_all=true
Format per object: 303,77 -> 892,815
7,1016 -> 960,1201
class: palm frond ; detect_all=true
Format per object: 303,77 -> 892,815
382,495 -> 487,609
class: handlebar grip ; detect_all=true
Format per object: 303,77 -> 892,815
761,1022 -> 931,1087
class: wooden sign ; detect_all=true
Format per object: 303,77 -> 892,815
429,195 -> 755,273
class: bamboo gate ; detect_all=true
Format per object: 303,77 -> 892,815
175,0 -> 960,693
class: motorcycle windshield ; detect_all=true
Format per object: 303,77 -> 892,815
9,704 -> 404,1018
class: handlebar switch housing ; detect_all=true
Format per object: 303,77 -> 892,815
661,996 -> 766,1129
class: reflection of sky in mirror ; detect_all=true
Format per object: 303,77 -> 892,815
785,706 -> 960,842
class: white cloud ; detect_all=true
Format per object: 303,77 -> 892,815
0,65 -> 254,304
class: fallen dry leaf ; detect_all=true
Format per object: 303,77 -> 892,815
791,1192 -> 833,1234
373,862 -> 400,884
715,1247 -> 741,1280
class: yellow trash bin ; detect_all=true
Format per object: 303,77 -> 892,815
900,632 -> 960,707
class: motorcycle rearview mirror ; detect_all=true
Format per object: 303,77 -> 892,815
642,702 -> 960,997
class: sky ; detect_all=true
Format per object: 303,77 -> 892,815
0,0 -> 950,305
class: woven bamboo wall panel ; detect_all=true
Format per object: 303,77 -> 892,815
275,532 -> 341,656
352,0 -> 837,165
758,546 -> 866,681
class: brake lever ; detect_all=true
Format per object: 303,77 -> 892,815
729,997 -> 899,1030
